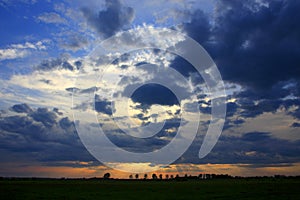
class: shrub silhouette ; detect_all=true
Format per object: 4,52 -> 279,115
103,173 -> 110,179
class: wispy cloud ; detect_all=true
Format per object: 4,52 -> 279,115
37,12 -> 67,24
0,41 -> 47,61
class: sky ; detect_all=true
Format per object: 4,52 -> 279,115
0,0 -> 300,178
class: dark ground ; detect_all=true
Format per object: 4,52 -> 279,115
0,178 -> 299,200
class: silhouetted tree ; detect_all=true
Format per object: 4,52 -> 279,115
103,173 -> 110,179
159,174 -> 163,180
144,174 -> 148,179
198,174 -> 203,179
211,174 -> 216,179
170,175 -> 174,179
204,174 -> 211,179
152,173 -> 158,180
135,174 -> 139,179
129,175 -> 133,179
165,174 -> 169,179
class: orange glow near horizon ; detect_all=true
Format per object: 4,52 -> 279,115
1,162 -> 299,179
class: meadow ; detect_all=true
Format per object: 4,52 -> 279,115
1,178 -> 299,200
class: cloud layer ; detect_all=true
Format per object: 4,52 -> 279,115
0,0 -> 299,176
81,0 -> 134,38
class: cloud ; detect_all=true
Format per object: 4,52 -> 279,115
0,115 -> 41,137
1,0 -> 300,174
289,105 -> 300,120
166,1 -> 300,135
241,131 -> 271,142
179,131 -> 300,165
239,99 -> 281,118
0,104 -> 93,162
10,41 -> 46,50
0,41 -> 47,61
226,102 -> 238,117
170,56 -> 198,78
81,0 -> 134,38
60,34 -> 89,51
94,95 -> 113,115
101,118 -> 181,153
35,55 -> 77,71
179,0 -> 300,92
0,48 -> 28,61
59,117 -> 74,130
129,83 -> 180,107
37,12 -> 67,24
211,0 -> 300,90
104,130 -> 169,153
182,9 -> 210,46
291,122 -> 300,128
10,103 -> 33,113
29,108 -> 57,128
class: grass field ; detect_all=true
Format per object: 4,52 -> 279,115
1,178 -> 299,200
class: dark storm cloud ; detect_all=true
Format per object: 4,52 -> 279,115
232,118 -> 245,125
211,0 -> 300,89
10,103 -> 32,113
169,9 -> 210,78
222,117 -> 245,131
178,131 -> 300,164
238,132 -> 300,158
129,102 -> 149,113
170,56 -> 197,78
237,80 -> 298,101
199,99 -> 236,117
94,95 -> 114,115
0,104 -> 93,162
241,132 -> 270,142
183,9 -> 210,46
0,115 -> 43,136
36,56 -> 76,71
2,104 -> 75,143
226,102 -> 238,117
81,0 -> 134,38
111,53 -> 131,66
291,122 -> 300,128
133,113 -> 150,122
290,108 -> 300,120
74,60 -> 82,70
29,108 -> 57,128
62,61 -> 74,71
129,83 -> 180,107
59,117 -> 74,130
222,80 -> 300,120
104,118 -> 181,153
120,64 -> 129,69
53,108 -> 63,115
105,130 -> 168,153
238,99 -> 281,118
180,0 -> 300,92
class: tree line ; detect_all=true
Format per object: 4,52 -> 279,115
103,173 -> 233,180
102,173 -> 300,180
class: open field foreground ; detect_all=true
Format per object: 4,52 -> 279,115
1,178 -> 299,200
